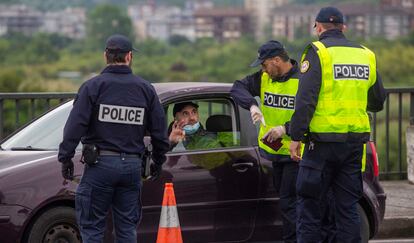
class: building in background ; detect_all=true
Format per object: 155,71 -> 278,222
271,4 -> 319,41
0,4 -> 42,36
244,0 -> 289,40
340,3 -> 411,40
194,7 -> 251,41
381,0 -> 414,9
128,2 -> 197,42
270,2 -> 412,40
41,8 -> 86,39
1,1 -> 414,42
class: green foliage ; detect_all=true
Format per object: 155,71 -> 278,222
0,68 -> 25,91
169,35 -> 191,46
1,32 -> 414,92
86,4 -> 134,50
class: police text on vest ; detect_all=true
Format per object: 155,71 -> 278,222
99,104 -> 144,125
334,64 -> 369,80
264,92 -> 295,110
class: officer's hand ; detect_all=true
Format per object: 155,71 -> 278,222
289,141 -> 302,162
263,125 -> 286,142
149,163 -> 162,180
169,120 -> 186,144
61,160 -> 74,180
250,105 -> 266,126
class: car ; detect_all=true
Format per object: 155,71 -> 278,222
0,82 -> 385,243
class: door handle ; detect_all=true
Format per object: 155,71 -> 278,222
232,162 -> 254,172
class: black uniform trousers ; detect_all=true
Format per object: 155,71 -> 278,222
273,160 -> 299,243
296,141 -> 363,243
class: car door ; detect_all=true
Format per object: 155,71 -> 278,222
139,96 -> 261,243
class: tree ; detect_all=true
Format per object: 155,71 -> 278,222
169,35 -> 191,46
24,33 -> 60,64
86,4 -> 134,50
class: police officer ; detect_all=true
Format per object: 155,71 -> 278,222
289,7 -> 386,243
58,34 -> 169,242
231,40 -> 300,243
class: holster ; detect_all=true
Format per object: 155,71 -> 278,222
81,144 -> 99,165
141,143 -> 153,178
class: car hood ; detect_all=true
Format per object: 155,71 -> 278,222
0,151 -> 57,173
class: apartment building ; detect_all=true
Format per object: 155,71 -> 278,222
0,4 -> 42,36
42,8 -> 86,39
271,3 -> 412,40
244,0 -> 289,40
194,8 -> 251,41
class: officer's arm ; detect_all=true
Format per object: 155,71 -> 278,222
367,71 -> 386,112
290,48 -> 322,141
58,83 -> 93,162
231,71 -> 262,110
284,121 -> 291,137
147,85 -> 169,165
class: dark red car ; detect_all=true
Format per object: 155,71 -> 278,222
0,82 -> 385,243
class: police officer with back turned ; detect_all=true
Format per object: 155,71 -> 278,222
58,34 -> 169,242
289,7 -> 386,243
231,40 -> 300,243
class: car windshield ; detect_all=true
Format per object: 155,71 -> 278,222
1,101 -> 73,151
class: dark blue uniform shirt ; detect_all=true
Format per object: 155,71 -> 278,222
290,29 -> 386,142
58,65 -> 169,165
231,59 -> 299,161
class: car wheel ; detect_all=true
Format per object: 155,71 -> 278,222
358,204 -> 370,243
27,206 -> 81,243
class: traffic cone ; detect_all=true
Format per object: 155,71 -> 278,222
156,182 -> 183,243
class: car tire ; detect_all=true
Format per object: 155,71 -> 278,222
27,206 -> 81,243
358,204 -> 370,243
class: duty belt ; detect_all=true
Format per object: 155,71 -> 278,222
99,150 -> 141,158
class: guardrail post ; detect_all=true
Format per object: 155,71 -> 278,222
411,92 -> 414,125
0,99 -> 3,139
407,92 -> 414,183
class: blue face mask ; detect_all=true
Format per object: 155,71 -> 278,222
183,122 -> 200,135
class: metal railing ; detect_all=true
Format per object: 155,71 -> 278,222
0,88 -> 412,179
372,88 -> 414,180
0,92 -> 75,139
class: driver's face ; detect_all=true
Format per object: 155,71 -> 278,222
175,105 -> 199,125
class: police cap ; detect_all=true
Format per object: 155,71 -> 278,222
173,102 -> 199,116
250,40 -> 285,67
105,34 -> 138,53
315,6 -> 344,24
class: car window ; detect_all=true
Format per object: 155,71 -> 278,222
1,101 -> 80,150
167,98 -> 240,152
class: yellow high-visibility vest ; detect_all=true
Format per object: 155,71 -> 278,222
258,72 -> 299,155
301,41 -> 376,138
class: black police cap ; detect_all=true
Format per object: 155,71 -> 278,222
105,34 -> 138,53
315,6 -> 344,24
250,40 -> 285,67
173,102 -> 199,116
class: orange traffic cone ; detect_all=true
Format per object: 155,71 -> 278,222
156,183 -> 183,243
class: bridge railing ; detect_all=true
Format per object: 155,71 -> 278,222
0,92 -> 75,139
0,88 -> 413,179
371,88 -> 414,180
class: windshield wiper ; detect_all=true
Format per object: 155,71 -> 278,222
10,146 -> 48,151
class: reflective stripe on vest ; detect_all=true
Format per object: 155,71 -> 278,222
302,41 -> 376,135
362,143 -> 366,172
258,72 -> 299,155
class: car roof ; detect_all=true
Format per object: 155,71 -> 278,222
153,82 -> 232,101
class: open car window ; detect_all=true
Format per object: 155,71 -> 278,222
166,98 -> 241,152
